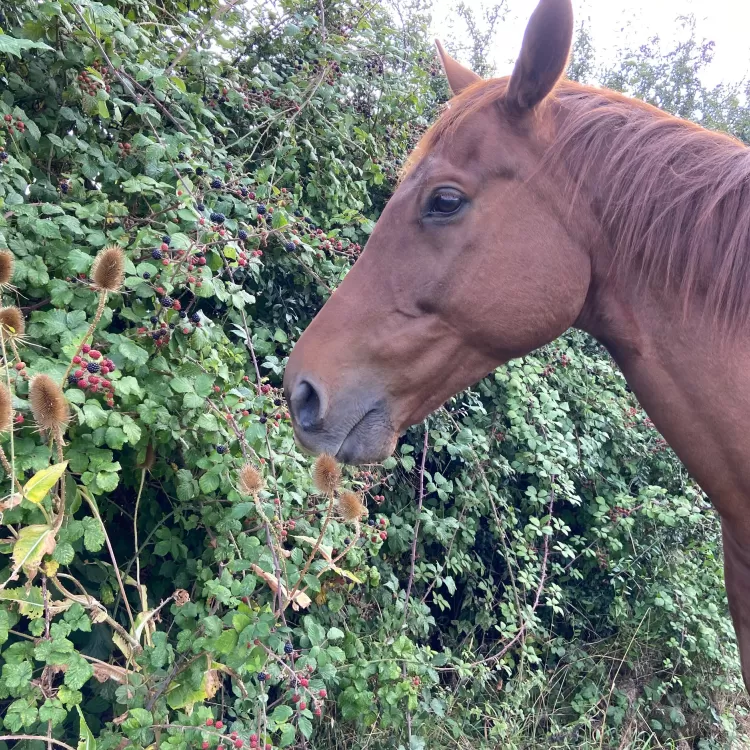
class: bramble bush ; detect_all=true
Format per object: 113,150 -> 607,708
0,1 -> 748,749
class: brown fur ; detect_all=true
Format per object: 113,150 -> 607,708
284,0 -> 750,693
409,77 -> 750,330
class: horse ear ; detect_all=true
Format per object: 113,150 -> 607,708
507,0 -> 574,112
435,39 -> 482,96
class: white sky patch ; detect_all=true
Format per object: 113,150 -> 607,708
431,0 -> 750,87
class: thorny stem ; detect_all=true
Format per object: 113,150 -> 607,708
0,737 -> 76,750
401,425 -> 429,629
287,492 -> 335,607
79,487 -> 135,631
50,575 -> 141,653
134,469 -> 147,596
0,327 -> 17,500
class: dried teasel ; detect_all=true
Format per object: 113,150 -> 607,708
238,463 -> 263,495
29,374 -> 69,433
0,250 -> 15,287
0,306 -> 24,339
0,382 -> 12,433
90,244 -> 125,292
313,454 -> 340,494
337,490 -> 367,522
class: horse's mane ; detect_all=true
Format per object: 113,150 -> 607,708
407,78 -> 750,331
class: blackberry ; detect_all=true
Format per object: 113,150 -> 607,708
194,251 -> 205,259
196,203 -> 205,211
216,444 -> 227,454
68,374 -> 78,385
285,242 -> 295,252
344,537 -> 351,545
151,331 -> 161,340
0,151 -> 8,161
150,315 -> 159,324
196,167 -> 205,176
210,212 -> 225,224
143,272 -> 151,279
169,323 -> 176,330
240,188 -> 248,197
87,362 -> 100,373
179,311 -> 187,319
238,229 -> 248,241
152,249 -> 163,260
190,312 -> 200,323
259,415 -> 267,424
258,672 -> 267,681
284,642 -> 294,654
368,519 -> 375,526
304,217 -> 312,224
294,209 -> 302,217
162,235 -> 171,245
256,204 -> 266,216
211,178 -> 222,189
161,296 -> 174,308
60,183 -> 69,193
178,152 -> 186,160
274,398 -> 282,406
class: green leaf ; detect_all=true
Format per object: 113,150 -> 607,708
40,698 -> 68,727
115,338 -> 150,366
83,402 -> 108,429
23,461 -> 68,504
65,654 -> 93,690
270,704 -> 293,723
76,704 -> 96,750
0,34 -> 53,58
0,609 -> 8,645
12,524 -> 56,579
82,517 -> 105,552
215,629 -> 238,654
298,715 -> 313,739
97,99 -> 110,119
327,626 -> 345,641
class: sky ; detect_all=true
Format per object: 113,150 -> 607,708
431,0 -> 750,88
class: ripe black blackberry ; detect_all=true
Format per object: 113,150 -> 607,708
190,312 -> 200,323
196,203 -> 205,211
161,296 -> 173,308
256,204 -> 266,215
274,398 -> 282,406
169,323 -> 175,330
87,362 -> 100,373
179,311 -> 187,319
178,152 -> 186,160
143,272 -> 151,279
240,188 -> 248,197
238,229 -> 248,241
285,242 -> 295,252
258,672 -> 267,681
68,374 -> 78,385
210,212 -> 225,224
162,235 -> 171,245
211,178 -> 222,189
216,444 -> 227,454
284,642 -> 294,655
150,315 -> 158,324
196,167 -> 205,176
259,415 -> 267,424
152,249 -> 163,260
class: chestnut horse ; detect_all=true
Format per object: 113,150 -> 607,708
283,0 -> 750,691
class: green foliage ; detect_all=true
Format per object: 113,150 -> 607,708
0,1 -> 748,749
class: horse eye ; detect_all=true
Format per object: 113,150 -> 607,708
429,191 -> 463,215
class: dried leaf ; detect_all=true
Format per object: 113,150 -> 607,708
250,564 -> 312,610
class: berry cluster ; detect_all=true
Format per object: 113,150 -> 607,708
77,61 -> 112,97
2,113 -> 25,134
68,345 -> 116,406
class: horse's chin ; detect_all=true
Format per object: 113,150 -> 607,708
292,412 -> 398,466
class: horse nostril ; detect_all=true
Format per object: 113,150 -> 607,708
290,379 -> 323,430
